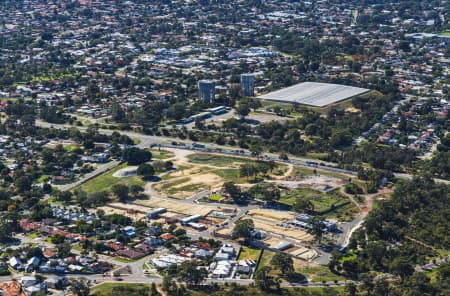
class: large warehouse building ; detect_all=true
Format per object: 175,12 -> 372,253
258,82 -> 370,107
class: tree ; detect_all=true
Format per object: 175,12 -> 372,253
293,197 -> 314,214
57,242 -> 71,258
250,145 -> 263,159
112,184 -> 129,201
373,279 -> 390,296
390,258 -> 414,281
360,273 -> 375,296
345,282 -> 357,296
254,266 -> 275,291
130,184 -> 144,198
223,181 -> 241,200
271,252 -> 294,275
263,183 -> 280,202
150,283 -> 160,296
328,248 -> 342,273
137,163 -> 154,179
122,147 -> 151,165
279,152 -> 289,160
307,217 -> 326,243
162,274 -> 172,292
111,103 -> 126,122
232,219 -> 254,242
240,163 -> 256,180
55,191 -> 72,202
236,103 -> 250,118
0,221 -> 13,244
177,261 -> 207,286
15,176 -> 32,192
69,278 -> 90,296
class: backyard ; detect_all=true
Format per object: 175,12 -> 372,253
238,246 -> 262,261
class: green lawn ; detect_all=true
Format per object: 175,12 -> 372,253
189,286 -> 345,296
256,249 -> 275,272
37,174 -> 50,183
256,250 -> 346,284
322,202 -> 359,222
298,265 -> 346,283
437,29 -> 450,36
27,233 -> 39,239
90,283 -> 151,296
292,165 -> 350,180
114,257 -> 140,263
339,250 -> 358,264
279,188 -> 320,206
78,163 -> 145,194
209,194 -> 223,201
210,168 -> 242,182
280,187 -> 357,221
64,144 -> 81,152
150,148 -> 175,160
238,246 -> 262,261
187,153 -> 253,167
160,173 -> 174,180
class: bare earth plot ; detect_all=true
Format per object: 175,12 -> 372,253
246,210 -> 313,242
134,197 -> 227,216
150,149 -> 289,199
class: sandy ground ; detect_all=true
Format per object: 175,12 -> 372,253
246,112 -> 291,123
250,217 -> 313,242
153,171 -> 223,199
215,227 -> 233,236
263,237 -> 284,248
152,149 -> 232,198
248,209 -> 295,221
288,246 -> 318,260
98,205 -> 146,220
272,174 -> 345,191
134,196 -> 226,216
151,148 -> 296,199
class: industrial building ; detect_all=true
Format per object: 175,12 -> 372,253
198,79 -> 216,102
241,74 -> 255,96
258,82 -> 370,107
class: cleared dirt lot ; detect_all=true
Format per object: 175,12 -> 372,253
151,149 -> 289,199
248,208 -> 295,221
273,174 -> 345,191
134,196 -> 229,216
98,204 -> 146,220
248,216 -> 313,242
246,112 -> 291,123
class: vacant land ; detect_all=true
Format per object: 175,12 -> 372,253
91,282 -> 345,296
438,29 -> 450,36
292,166 -> 349,180
297,264 -> 346,283
282,188 -> 349,213
279,187 -> 357,221
150,148 -> 175,160
135,196 -> 225,216
238,246 -> 262,261
187,153 -> 253,167
90,283 -> 151,296
256,249 -> 275,272
79,163 -> 145,194
153,152 -> 289,198
257,250 -> 345,284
